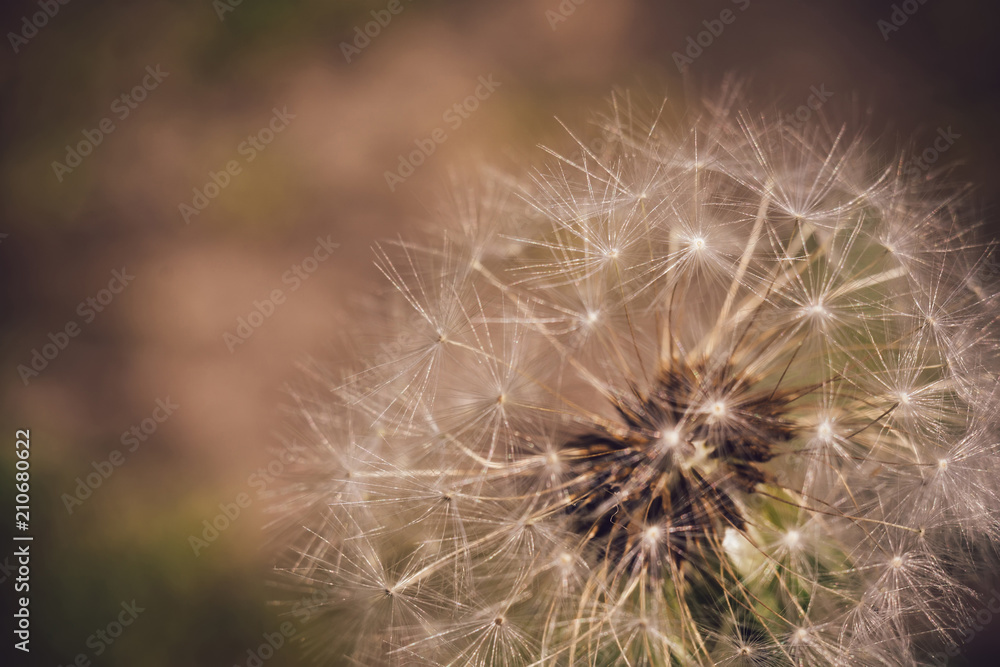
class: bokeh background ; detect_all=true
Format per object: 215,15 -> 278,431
1,0 -> 998,665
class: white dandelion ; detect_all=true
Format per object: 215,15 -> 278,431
275,87 -> 1000,666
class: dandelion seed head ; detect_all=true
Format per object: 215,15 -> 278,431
277,88 -> 1000,666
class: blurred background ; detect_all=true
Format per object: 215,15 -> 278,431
0,0 -> 998,665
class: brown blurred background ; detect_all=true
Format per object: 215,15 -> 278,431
0,0 -> 998,665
